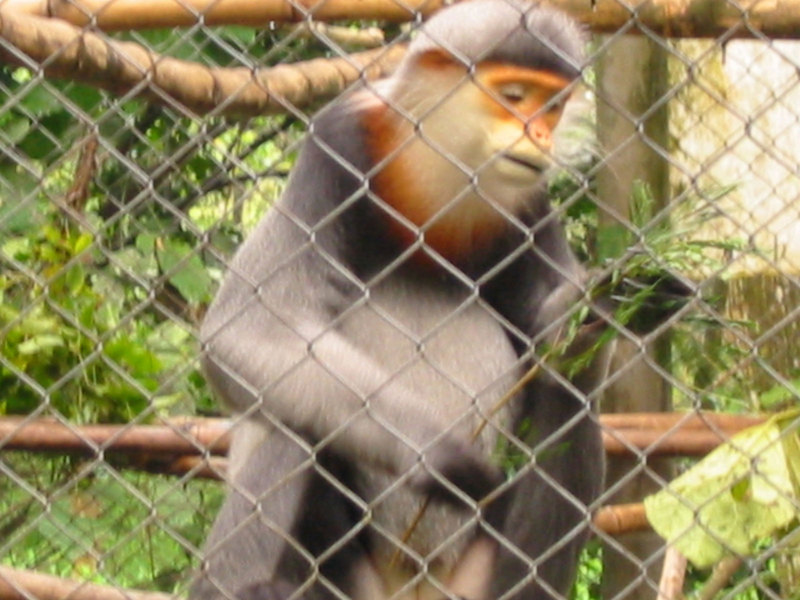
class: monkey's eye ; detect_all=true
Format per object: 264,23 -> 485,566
497,83 -> 528,104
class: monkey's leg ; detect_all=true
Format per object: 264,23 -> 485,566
490,383 -> 605,600
446,535 -> 497,600
190,421 -> 313,599
192,421 -> 374,600
275,449 -> 377,600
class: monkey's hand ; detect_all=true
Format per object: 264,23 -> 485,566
534,269 -> 692,341
409,438 -> 503,507
597,271 -> 692,334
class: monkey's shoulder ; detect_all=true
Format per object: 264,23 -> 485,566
304,91 -> 377,170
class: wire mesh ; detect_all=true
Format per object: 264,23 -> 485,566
1,1 -> 800,599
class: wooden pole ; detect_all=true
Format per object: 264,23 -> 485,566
4,0 -> 800,38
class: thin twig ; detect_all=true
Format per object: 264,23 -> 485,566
658,546 -> 688,600
694,556 -> 743,600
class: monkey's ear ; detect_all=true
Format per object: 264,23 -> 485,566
414,48 -> 464,71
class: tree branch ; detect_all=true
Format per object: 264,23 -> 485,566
0,412 -> 762,538
1,0 -> 794,119
3,0 -> 443,30
695,556 -> 744,600
0,8 -> 405,117
658,547 -> 688,600
600,412 -> 763,432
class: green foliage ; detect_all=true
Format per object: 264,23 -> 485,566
0,38 -> 301,587
0,453 -> 223,592
760,378 -> 800,412
0,216 -> 205,421
573,542 -> 603,600
0,47 -> 301,422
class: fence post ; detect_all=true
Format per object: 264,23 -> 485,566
595,32 -> 673,600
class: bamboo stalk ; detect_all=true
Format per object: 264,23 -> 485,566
600,412 -> 763,432
594,502 -> 650,535
602,427 -> 745,457
657,547 -> 688,600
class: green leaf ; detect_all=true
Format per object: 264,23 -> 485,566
64,85 -> 104,112
72,233 -> 93,254
759,378 -> 800,410
64,264 -> 86,295
644,415 -> 800,569
19,86 -> 60,117
2,236 -> 31,260
18,333 -> 64,355
783,426 -> 800,494
156,238 -> 214,305
0,169 -> 40,231
221,25 -> 257,46
135,232 -> 155,255
18,311 -> 62,335
629,180 -> 655,228
596,224 -> 629,262
0,114 -> 31,143
17,111 -> 73,160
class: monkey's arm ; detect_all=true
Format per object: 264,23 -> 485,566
201,214 -> 500,501
490,280 -> 610,599
491,270 -> 690,598
490,377 -> 605,600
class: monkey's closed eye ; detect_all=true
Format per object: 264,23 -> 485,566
497,82 -> 527,104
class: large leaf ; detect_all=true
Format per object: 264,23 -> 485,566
644,413 -> 800,568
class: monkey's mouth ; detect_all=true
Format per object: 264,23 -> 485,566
501,153 -> 548,173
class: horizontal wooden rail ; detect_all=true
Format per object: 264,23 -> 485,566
0,8 -> 406,117
0,412 -> 765,459
2,0 -> 799,38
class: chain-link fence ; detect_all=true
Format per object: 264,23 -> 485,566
1,1 -> 800,599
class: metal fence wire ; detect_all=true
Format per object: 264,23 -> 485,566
1,1 -> 800,599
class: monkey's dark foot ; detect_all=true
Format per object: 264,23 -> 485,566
235,580 -> 298,600
411,438 -> 503,507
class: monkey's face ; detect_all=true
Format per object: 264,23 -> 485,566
474,65 -> 571,185
368,56 -> 577,262
407,59 -> 572,195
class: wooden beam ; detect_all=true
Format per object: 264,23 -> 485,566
0,412 -> 765,458
0,8 -> 405,116
2,0 -> 800,38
